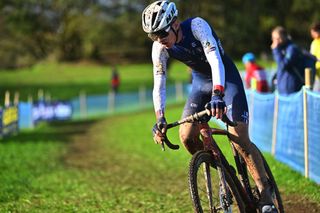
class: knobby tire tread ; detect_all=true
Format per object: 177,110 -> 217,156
188,150 -> 246,213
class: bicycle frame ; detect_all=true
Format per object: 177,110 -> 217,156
161,106 -> 284,212
202,123 -> 257,211
164,109 -> 257,212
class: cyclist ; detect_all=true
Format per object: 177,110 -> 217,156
142,1 -> 277,212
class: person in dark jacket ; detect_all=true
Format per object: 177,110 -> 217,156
271,26 -> 306,95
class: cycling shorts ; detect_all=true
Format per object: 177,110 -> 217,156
182,70 -> 249,123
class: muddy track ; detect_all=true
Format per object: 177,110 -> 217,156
63,119 -> 320,213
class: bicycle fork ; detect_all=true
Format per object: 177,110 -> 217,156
199,124 -> 232,212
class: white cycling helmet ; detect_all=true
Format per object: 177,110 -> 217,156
142,0 -> 178,34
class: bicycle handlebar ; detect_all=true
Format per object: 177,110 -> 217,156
161,109 -> 237,151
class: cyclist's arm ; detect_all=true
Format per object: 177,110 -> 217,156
152,41 -> 169,118
191,17 -> 225,92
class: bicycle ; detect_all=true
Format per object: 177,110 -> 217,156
160,107 -> 284,213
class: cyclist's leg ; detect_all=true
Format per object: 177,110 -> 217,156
227,122 -> 272,202
223,61 -> 276,211
179,71 -> 211,155
179,123 -> 203,154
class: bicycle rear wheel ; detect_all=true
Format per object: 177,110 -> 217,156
189,150 -> 246,213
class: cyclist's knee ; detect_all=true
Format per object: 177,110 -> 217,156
179,123 -> 194,140
229,122 -> 250,142
228,121 -> 253,155
179,123 -> 203,154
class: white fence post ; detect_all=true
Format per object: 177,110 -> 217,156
27,94 -> 34,129
303,86 -> 309,178
271,92 -> 279,156
175,81 -> 183,101
139,86 -> 146,107
79,90 -> 87,118
14,92 -> 19,106
38,89 -> 44,101
5,91 -> 10,107
108,91 -> 115,113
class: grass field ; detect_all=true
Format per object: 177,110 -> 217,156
0,59 -> 274,104
1,61 -> 318,212
0,61 -> 191,103
0,104 -> 319,212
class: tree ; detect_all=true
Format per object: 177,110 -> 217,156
1,0 -> 320,69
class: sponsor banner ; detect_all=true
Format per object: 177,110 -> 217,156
32,101 -> 73,123
1,106 -> 19,137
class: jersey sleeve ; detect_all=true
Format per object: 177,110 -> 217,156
152,41 -> 169,117
191,17 -> 225,91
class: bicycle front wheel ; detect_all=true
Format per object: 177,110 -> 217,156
188,150 -> 246,213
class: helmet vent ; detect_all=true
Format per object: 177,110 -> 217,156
151,13 -> 158,29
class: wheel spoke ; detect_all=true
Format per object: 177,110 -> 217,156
189,151 -> 245,213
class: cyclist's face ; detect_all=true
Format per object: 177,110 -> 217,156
148,25 -> 170,41
156,28 -> 176,48
148,20 -> 179,48
148,27 -> 175,48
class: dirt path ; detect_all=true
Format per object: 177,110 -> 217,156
62,118 -> 320,213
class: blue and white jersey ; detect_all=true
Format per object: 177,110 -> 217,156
152,17 -> 238,114
167,17 -> 225,76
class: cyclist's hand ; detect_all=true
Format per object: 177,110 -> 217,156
152,117 -> 167,144
210,95 -> 226,119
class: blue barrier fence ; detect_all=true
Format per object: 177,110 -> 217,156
18,83 -> 190,126
306,90 -> 320,183
247,88 -> 320,184
70,83 -> 189,119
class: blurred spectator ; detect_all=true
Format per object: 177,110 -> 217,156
242,52 -> 269,92
310,22 -> 320,91
111,65 -> 120,93
271,26 -> 307,95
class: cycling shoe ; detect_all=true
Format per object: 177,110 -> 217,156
261,204 -> 278,213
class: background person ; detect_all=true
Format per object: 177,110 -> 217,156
271,26 -> 308,95
111,65 -> 120,93
142,1 -> 278,212
242,52 -> 269,92
310,22 -> 320,91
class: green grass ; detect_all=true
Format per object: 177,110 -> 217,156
0,59 -> 276,105
0,105 -> 319,212
0,61 -> 190,103
0,60 -> 317,212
